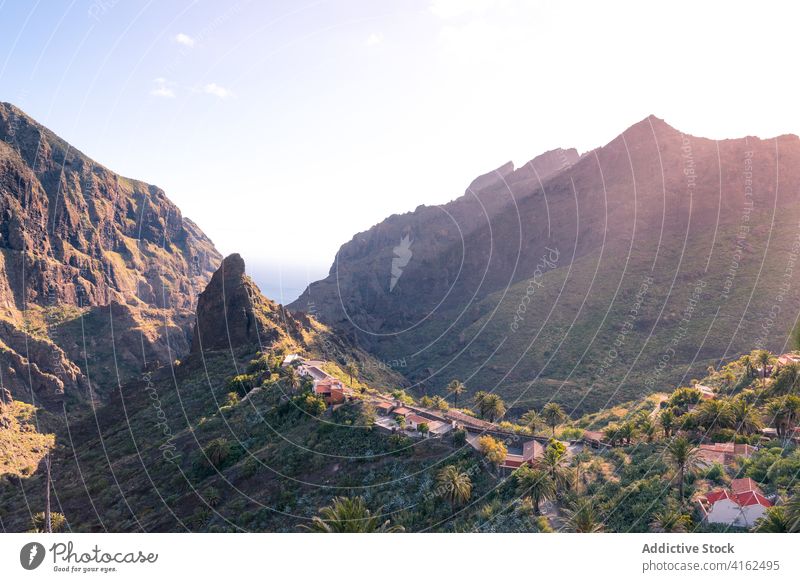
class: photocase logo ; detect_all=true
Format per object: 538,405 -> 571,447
390,234 -> 413,292
20,542 -> 46,570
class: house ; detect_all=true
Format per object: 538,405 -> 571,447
282,354 -> 301,366
405,414 -> 431,431
392,406 -> 412,419
697,443 -> 756,467
445,409 -> 496,432
313,378 -> 346,406
375,401 -> 395,416
695,384 -> 717,400
501,440 -> 545,470
697,479 -> 772,528
426,420 -> 453,437
776,352 -> 800,368
581,429 -> 611,449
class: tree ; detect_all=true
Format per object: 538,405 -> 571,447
541,402 -> 567,437
418,422 -> 430,436
603,423 -> 621,447
447,379 -> 466,408
664,436 -> 700,502
753,349 -> 772,390
31,511 -> 66,533
436,465 -> 472,508
473,391 -> 488,414
764,395 -> 800,439
514,465 -> 555,514
479,394 -> 506,422
693,399 -> 734,434
477,435 -> 507,472
617,421 -> 636,445
284,367 -> 300,391
203,438 -> 231,469
770,362 -> 800,396
564,502 -> 604,532
345,362 -> 358,386
302,497 -> 403,532
520,409 -> 542,434
729,397 -> 763,436
638,418 -> 656,442
740,354 -> 754,378
659,409 -> 676,438
784,494 -> 800,533
650,509 -> 691,532
431,395 -> 449,411
537,440 -> 571,490
754,506 -> 791,532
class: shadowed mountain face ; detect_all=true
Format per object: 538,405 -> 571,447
291,116 -> 800,413
0,103 -> 221,405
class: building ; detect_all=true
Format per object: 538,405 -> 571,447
405,414 -> 431,431
581,429 -> 611,449
697,443 -> 756,467
375,401 -> 395,416
695,384 -> 717,400
313,378 -> 346,406
501,440 -> 545,470
776,352 -> 800,368
697,479 -> 772,528
282,354 -> 301,366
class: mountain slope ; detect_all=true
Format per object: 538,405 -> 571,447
0,102 -> 221,405
290,116 -> 800,413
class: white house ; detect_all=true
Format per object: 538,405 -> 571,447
698,479 -> 772,528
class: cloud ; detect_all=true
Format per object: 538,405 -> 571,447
175,33 -> 195,47
150,78 -> 175,98
365,32 -> 384,47
202,83 -> 233,99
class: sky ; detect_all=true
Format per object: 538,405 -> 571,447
2,0 -> 800,302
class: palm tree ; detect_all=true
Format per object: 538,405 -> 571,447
664,436 -> 700,502
770,362 -> 800,396
784,494 -> 800,533
514,466 -> 555,514
658,409 -> 675,438
447,379 -> 466,408
740,354 -> 754,378
204,438 -> 231,468
764,395 -> 800,439
302,496 -> 404,532
650,509 -> 690,532
754,349 -> 772,390
638,418 -> 656,442
729,397 -> 763,436
520,409 -> 542,435
31,511 -> 66,533
284,366 -> 300,391
603,423 -> 620,447
473,391 -> 488,415
436,465 -> 472,508
541,402 -> 567,437
754,506 -> 790,532
537,444 -> 572,490
480,394 -> 506,422
617,421 -> 636,445
564,502 -> 604,532
345,362 -> 358,386
693,399 -> 734,434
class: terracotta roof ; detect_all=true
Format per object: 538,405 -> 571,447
735,491 -> 772,508
730,477 -> 762,495
393,407 -> 412,416
705,489 -> 732,504
406,414 -> 429,424
375,401 -> 394,410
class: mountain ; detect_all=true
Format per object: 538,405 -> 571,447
0,254 -> 411,532
0,102 -> 221,406
290,116 -> 800,414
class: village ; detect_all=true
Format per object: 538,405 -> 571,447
277,349 -> 800,531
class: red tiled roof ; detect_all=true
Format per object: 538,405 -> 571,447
730,477 -> 762,495
375,402 -> 394,410
393,407 -> 411,416
705,489 -> 732,504
735,491 -> 772,508
406,414 -> 429,424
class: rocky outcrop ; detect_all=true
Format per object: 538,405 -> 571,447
192,254 -> 301,354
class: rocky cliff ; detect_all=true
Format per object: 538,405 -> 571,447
0,102 -> 221,405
